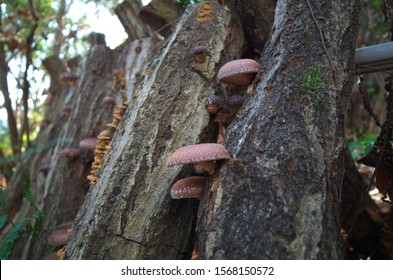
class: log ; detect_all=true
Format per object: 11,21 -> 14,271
138,0 -> 182,37
66,2 -> 245,259
115,0 -> 152,40
230,0 -> 276,52
198,0 -> 360,259
23,34 -> 155,259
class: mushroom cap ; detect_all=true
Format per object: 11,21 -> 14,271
170,176 -> 206,199
227,95 -> 246,107
217,59 -> 260,85
206,95 -> 224,114
167,143 -> 230,166
192,46 -> 208,55
60,72 -> 78,81
62,105 -> 72,116
79,138 -> 98,150
102,95 -> 116,106
48,228 -> 70,246
58,148 -> 80,161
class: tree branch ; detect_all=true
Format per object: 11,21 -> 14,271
20,0 -> 39,149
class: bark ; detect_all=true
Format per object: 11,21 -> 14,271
3,56 -> 67,214
53,0 -> 66,57
1,55 -> 68,258
0,43 -> 19,155
198,0 -> 360,259
1,0 -> 154,259
115,0 -> 152,41
21,0 -> 39,150
23,39 -> 150,259
340,146 -> 367,233
0,6 -> 19,155
384,0 -> 393,40
138,0 -> 182,37
66,2 -> 245,259
230,0 -> 276,53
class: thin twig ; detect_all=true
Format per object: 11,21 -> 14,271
359,76 -> 381,127
305,0 -> 337,84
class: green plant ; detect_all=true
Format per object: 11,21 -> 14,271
299,65 -> 326,101
348,132 -> 378,161
0,175 -> 45,260
177,0 -> 205,9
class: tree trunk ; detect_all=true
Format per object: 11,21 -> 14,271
0,0 -> 155,260
384,0 -> 393,40
0,42 -> 19,155
115,0 -> 152,40
22,36 -> 155,259
230,0 -> 276,52
198,0 -> 360,259
66,2 -> 245,259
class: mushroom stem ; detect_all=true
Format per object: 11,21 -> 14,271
195,161 -> 216,175
216,122 -> 226,144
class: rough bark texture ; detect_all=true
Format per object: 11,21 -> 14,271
1,54 -> 69,258
115,0 -> 152,40
384,0 -> 393,40
22,37 -> 154,259
0,0 -> 155,260
138,0 -> 182,37
231,0 -> 276,53
66,2 -> 245,259
340,146 -> 367,233
199,0 -> 360,259
0,42 -> 19,154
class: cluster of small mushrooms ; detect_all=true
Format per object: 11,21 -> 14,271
87,68 -> 128,187
57,67 -> 128,189
167,58 -> 260,200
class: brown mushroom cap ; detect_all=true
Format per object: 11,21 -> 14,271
79,138 -> 98,150
102,95 -> 116,106
227,95 -> 246,108
62,105 -> 72,116
206,95 -> 224,114
58,148 -> 80,161
48,228 -> 70,246
60,72 -> 78,86
217,59 -> 260,85
167,143 -> 230,166
192,46 -> 208,55
170,176 -> 206,199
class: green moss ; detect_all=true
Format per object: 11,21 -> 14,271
299,65 -> 326,101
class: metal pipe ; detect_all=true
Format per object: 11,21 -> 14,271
355,41 -> 393,74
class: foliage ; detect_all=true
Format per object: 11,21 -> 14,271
0,0 -> 90,158
0,121 -> 11,153
176,0 -> 205,9
358,0 -> 389,45
299,65 -> 326,101
1,0 -> 88,60
0,175 -> 45,260
348,131 -> 377,161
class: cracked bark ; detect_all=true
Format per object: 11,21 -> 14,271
22,38 -> 154,259
198,0 -> 360,259
66,2 -> 245,259
384,0 -> 393,40
230,0 -> 276,52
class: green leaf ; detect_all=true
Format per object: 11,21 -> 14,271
22,176 -> 41,215
0,215 -> 8,231
0,216 -> 32,260
0,188 -> 6,210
